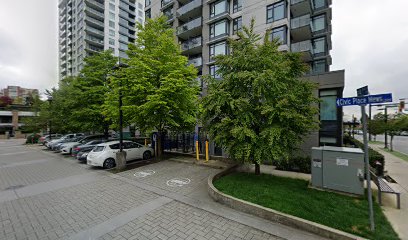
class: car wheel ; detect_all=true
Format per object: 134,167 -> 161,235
143,151 -> 152,160
103,158 -> 116,169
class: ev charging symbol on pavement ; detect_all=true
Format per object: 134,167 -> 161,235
133,170 -> 155,178
166,178 -> 191,187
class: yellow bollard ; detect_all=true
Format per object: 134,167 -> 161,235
195,141 -> 199,161
205,140 -> 209,162
145,138 -> 147,147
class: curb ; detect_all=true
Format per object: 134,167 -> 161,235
207,166 -> 367,240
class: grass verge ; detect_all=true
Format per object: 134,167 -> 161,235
383,149 -> 408,162
369,140 -> 383,145
214,172 -> 399,240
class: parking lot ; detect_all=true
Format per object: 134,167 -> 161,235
0,139 -> 326,240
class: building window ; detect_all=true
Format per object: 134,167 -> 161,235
270,25 -> 287,44
109,3 -> 115,11
210,65 -> 221,79
312,37 -> 325,55
109,29 -> 115,36
119,42 -> 128,51
109,38 -> 115,45
312,14 -> 325,32
210,20 -> 229,39
233,17 -> 242,34
145,0 -> 151,7
209,41 -> 228,61
320,89 -> 337,121
210,0 -> 229,18
163,8 -> 173,20
266,1 -> 286,23
233,0 -> 242,13
109,21 -> 115,28
313,0 -> 326,10
119,34 -> 128,42
145,9 -> 151,19
109,12 -> 115,20
312,59 -> 327,73
138,2 -> 144,9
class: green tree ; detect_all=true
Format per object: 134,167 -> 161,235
75,50 -> 118,137
388,114 -> 408,151
104,16 -> 199,157
368,113 -> 386,141
201,19 -> 319,175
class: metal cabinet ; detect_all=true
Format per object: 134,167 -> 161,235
311,146 -> 365,195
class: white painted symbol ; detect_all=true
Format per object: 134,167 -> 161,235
166,178 -> 191,187
133,170 -> 155,178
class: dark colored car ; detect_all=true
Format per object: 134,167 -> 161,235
71,139 -> 112,157
76,150 -> 92,163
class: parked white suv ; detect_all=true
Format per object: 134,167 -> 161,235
87,140 -> 154,169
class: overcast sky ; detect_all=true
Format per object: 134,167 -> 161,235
0,0 -> 407,119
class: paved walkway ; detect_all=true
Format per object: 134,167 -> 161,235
0,139 -> 326,240
370,144 -> 408,239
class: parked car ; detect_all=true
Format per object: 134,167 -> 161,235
87,140 -> 154,169
76,150 -> 92,163
60,135 -> 106,155
40,134 -> 63,145
46,133 -> 84,149
52,137 -> 82,151
71,138 -> 112,156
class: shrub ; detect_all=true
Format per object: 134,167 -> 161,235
274,156 -> 311,174
25,133 -> 41,144
345,137 -> 385,175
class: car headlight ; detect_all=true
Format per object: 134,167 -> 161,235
82,152 -> 88,156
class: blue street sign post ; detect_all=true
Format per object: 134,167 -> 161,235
337,92 -> 392,232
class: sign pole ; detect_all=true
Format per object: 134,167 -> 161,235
361,104 -> 375,231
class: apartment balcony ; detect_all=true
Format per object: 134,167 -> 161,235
85,6 -> 104,21
85,26 -> 104,38
291,40 -> 312,62
85,44 -> 103,53
60,29 -> 67,37
85,0 -> 105,12
290,14 -> 312,42
85,16 -> 105,29
188,56 -> 202,68
181,36 -> 202,54
119,9 -> 136,23
119,2 -> 134,14
176,17 -> 202,40
85,35 -> 104,47
290,0 -> 311,18
161,0 -> 174,10
119,18 -> 135,30
176,0 -> 202,22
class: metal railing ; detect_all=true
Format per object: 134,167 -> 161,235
177,0 -> 202,17
291,14 -> 310,29
291,40 -> 312,53
181,36 -> 202,51
176,17 -> 202,35
85,16 -> 104,27
85,35 -> 104,44
85,26 -> 104,36
85,7 -> 104,18
188,56 -> 202,67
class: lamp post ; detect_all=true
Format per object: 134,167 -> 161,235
47,96 -> 53,140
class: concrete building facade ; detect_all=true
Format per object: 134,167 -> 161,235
146,0 -> 344,154
58,0 -> 145,79
0,86 -> 39,105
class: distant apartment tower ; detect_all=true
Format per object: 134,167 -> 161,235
58,0 -> 145,79
0,86 -> 39,105
146,0 -> 344,150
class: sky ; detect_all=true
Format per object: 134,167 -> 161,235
0,0 -> 407,119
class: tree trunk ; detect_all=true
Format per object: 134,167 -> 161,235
103,125 -> 109,139
390,135 -> 394,151
254,162 -> 260,175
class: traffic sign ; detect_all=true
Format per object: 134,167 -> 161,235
357,86 -> 369,96
336,93 -> 392,107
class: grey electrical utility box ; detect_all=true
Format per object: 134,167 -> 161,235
311,146 -> 365,195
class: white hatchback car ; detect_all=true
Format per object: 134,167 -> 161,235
87,140 -> 154,169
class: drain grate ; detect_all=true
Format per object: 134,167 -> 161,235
4,185 -> 25,190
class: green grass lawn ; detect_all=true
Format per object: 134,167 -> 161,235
384,149 -> 408,162
369,140 -> 383,145
214,172 -> 399,240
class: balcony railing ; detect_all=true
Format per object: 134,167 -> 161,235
188,56 -> 202,67
161,0 -> 173,8
85,7 -> 104,19
85,0 -> 105,11
291,40 -> 311,53
85,26 -> 104,36
181,36 -> 202,51
177,0 -> 202,17
176,17 -> 202,35
85,35 -> 104,45
85,16 -> 105,27
291,14 -> 310,29
291,0 -> 307,4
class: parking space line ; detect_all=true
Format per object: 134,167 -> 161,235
68,196 -> 173,240
0,159 -> 51,169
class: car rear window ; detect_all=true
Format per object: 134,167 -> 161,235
93,146 -> 105,152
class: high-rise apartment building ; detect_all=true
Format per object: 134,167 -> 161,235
58,0 -> 145,79
0,86 -> 39,105
146,0 -> 344,152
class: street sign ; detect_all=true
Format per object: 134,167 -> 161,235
357,86 -> 369,97
336,93 -> 392,107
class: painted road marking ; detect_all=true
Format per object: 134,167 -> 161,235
166,178 -> 191,187
134,170 -> 155,178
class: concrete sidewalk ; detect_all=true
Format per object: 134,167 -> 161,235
370,144 -> 408,239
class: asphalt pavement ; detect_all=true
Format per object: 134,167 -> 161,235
356,134 -> 408,155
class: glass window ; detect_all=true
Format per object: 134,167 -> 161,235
119,34 -> 128,42
119,50 -> 128,58
109,38 -> 115,45
109,21 -> 115,28
313,37 -> 325,55
313,0 -> 326,9
210,0 -> 229,18
93,146 -> 105,152
138,10 -> 143,17
109,12 -> 115,20
163,8 -> 173,20
233,17 -> 242,34
313,60 -> 326,73
109,3 -> 115,11
320,90 -> 337,121
266,1 -> 286,23
210,20 -> 229,39
109,144 -> 119,149
270,26 -> 287,44
210,65 -> 221,79
145,0 -> 151,7
209,41 -> 227,60
119,42 -> 128,50
109,29 -> 115,36
145,9 -> 151,19
312,14 -> 325,32
233,0 -> 242,13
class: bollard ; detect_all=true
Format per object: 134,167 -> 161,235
205,140 -> 209,162
196,141 -> 199,161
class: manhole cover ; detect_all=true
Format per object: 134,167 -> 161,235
134,170 -> 155,178
5,185 -> 25,190
166,178 -> 191,187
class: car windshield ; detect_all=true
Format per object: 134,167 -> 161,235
93,146 -> 105,152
